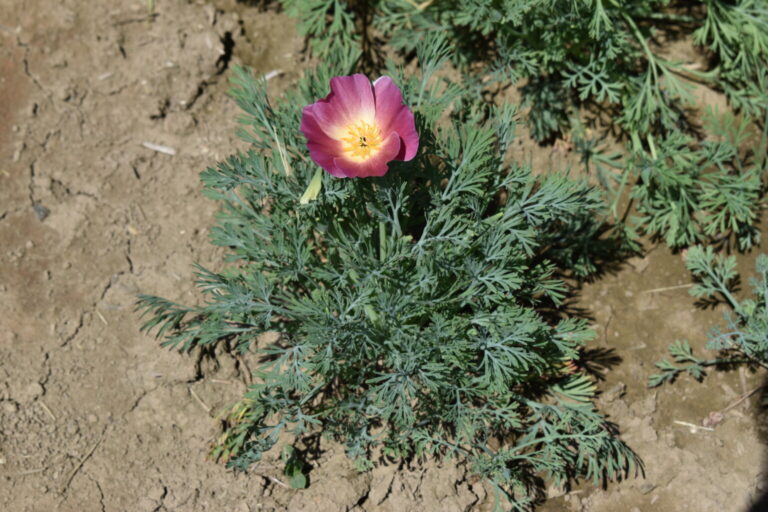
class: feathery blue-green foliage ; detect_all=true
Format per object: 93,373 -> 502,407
627,109 -> 767,250
650,246 -> 768,387
572,107 -> 767,251
282,0 -> 768,140
138,40 -> 639,510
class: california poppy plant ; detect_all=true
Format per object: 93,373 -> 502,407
300,74 -> 419,178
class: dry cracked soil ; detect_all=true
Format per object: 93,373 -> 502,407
1,1 -> 768,511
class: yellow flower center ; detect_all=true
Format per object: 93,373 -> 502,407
340,121 -> 383,161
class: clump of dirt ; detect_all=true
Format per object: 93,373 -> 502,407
1,1 -> 767,511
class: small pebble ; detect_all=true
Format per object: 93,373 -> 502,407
32,203 -> 50,221
2,401 -> 18,414
87,413 -> 98,423
25,240 -> 34,249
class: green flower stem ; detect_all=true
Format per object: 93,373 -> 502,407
379,219 -> 387,261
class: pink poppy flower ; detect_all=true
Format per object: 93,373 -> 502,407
300,74 -> 419,178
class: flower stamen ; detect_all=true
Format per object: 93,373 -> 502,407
341,121 -> 383,160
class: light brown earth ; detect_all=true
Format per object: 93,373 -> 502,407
1,1 -> 766,511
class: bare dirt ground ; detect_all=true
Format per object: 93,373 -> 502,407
1,1 -> 767,511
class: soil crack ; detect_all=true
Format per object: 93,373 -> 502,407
126,238 -> 135,274
61,312 -> 86,347
39,351 -> 52,390
216,31 -> 235,75
125,385 -> 160,416
85,471 -> 107,512
374,473 -> 396,506
176,30 -> 236,113
0,207 -> 27,222
51,178 -> 99,201
151,486 -> 169,512
61,271 -> 124,347
355,487 -> 371,510
21,56 -> 48,95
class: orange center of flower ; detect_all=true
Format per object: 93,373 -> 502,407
340,120 -> 383,161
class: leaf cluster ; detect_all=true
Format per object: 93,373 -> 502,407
628,109 -> 766,250
138,40 -> 638,509
282,0 -> 768,141
650,246 -> 768,387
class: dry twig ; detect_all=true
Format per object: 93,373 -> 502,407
673,420 -> 714,433
96,310 -> 108,325
264,475 -> 289,488
141,142 -> 176,156
61,428 -> 106,493
189,387 -> 211,414
641,283 -> 693,294
721,385 -> 763,414
38,400 -> 56,421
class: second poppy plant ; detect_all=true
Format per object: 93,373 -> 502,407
300,74 -> 419,178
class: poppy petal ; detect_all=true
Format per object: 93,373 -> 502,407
329,74 -> 376,124
332,132 -> 401,178
373,76 -> 419,161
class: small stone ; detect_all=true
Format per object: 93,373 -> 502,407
86,413 -> 98,423
0,455 -> 6,465
32,203 -> 50,221
25,240 -> 34,249
2,401 -> 18,414
639,482 -> 656,494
